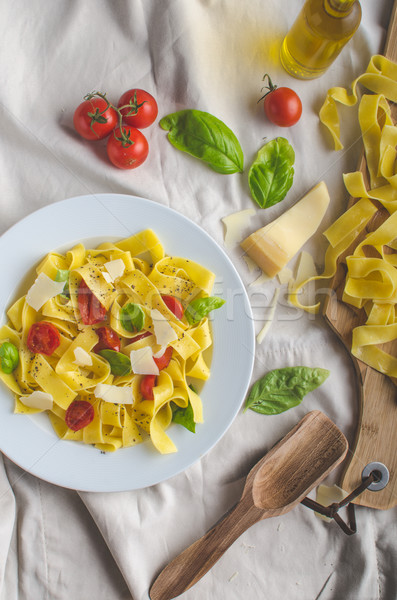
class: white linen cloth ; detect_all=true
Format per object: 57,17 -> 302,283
0,1 -> 396,598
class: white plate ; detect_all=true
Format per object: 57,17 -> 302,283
0,194 -> 255,491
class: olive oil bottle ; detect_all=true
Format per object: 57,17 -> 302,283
280,0 -> 362,79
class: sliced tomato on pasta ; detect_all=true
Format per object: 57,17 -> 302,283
128,331 -> 152,344
161,295 -> 184,320
140,374 -> 157,400
153,346 -> 173,370
65,400 -> 95,431
77,279 -> 107,325
27,321 -> 61,355
93,326 -> 121,353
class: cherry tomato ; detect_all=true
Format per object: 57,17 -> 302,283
153,346 -> 173,370
260,74 -> 302,127
93,326 -> 121,353
106,126 -> 149,169
128,331 -> 152,344
77,280 -> 107,325
161,295 -> 184,320
118,89 -> 158,129
27,322 -> 61,356
140,374 -> 157,400
65,400 -> 94,431
73,96 -> 118,140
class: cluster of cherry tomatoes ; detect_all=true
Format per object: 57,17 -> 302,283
73,88 -> 158,169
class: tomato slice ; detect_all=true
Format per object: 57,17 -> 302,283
27,321 -> 61,356
140,374 -> 157,400
93,326 -> 121,353
77,280 -> 107,325
153,346 -> 173,370
65,400 -> 95,431
161,295 -> 184,320
128,331 -> 152,344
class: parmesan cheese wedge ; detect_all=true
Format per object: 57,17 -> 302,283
257,287 -> 280,344
26,273 -> 65,311
240,182 -> 330,278
104,259 -> 125,282
20,391 -> 54,411
102,271 -> 113,284
151,309 -> 178,347
130,347 -> 159,375
222,208 -> 256,248
94,383 -> 133,404
277,266 -> 293,285
73,346 -> 93,367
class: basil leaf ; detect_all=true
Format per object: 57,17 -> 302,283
185,296 -> 225,325
120,303 -> 144,333
245,366 -> 330,415
160,109 -> 244,174
172,402 -> 196,433
248,137 -> 295,208
55,269 -> 70,297
55,269 -> 69,282
99,349 -> 132,376
0,342 -> 19,374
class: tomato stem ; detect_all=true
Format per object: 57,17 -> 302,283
119,90 -> 147,117
84,91 -> 114,137
83,91 -> 136,147
257,74 -> 278,103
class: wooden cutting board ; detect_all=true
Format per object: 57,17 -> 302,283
323,0 -> 397,510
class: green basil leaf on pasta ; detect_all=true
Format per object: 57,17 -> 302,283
159,109 -> 244,174
98,349 -> 132,376
55,269 -> 69,282
172,401 -> 196,433
245,366 -> 330,415
120,303 -> 144,333
248,137 -> 295,208
0,341 -> 19,374
185,296 -> 225,325
55,269 -> 70,297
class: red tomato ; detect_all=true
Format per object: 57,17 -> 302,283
73,97 -> 118,140
118,89 -> 158,128
27,322 -> 61,356
153,346 -> 173,370
106,126 -> 149,169
93,326 -> 121,353
161,295 -> 184,320
65,400 -> 94,431
77,280 -> 107,325
128,331 -> 152,344
260,74 -> 302,127
140,374 -> 157,400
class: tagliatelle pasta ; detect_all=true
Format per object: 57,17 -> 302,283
0,229 -> 221,454
289,55 -> 397,379
319,55 -> 397,151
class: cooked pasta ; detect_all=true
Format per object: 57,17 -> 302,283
0,229 -> 223,454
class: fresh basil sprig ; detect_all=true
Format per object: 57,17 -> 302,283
120,303 -> 145,333
245,366 -> 330,415
159,109 -> 244,174
248,137 -> 295,208
0,342 -> 19,374
98,349 -> 132,376
185,296 -> 225,325
172,401 -> 196,433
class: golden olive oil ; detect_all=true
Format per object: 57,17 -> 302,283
280,0 -> 362,79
